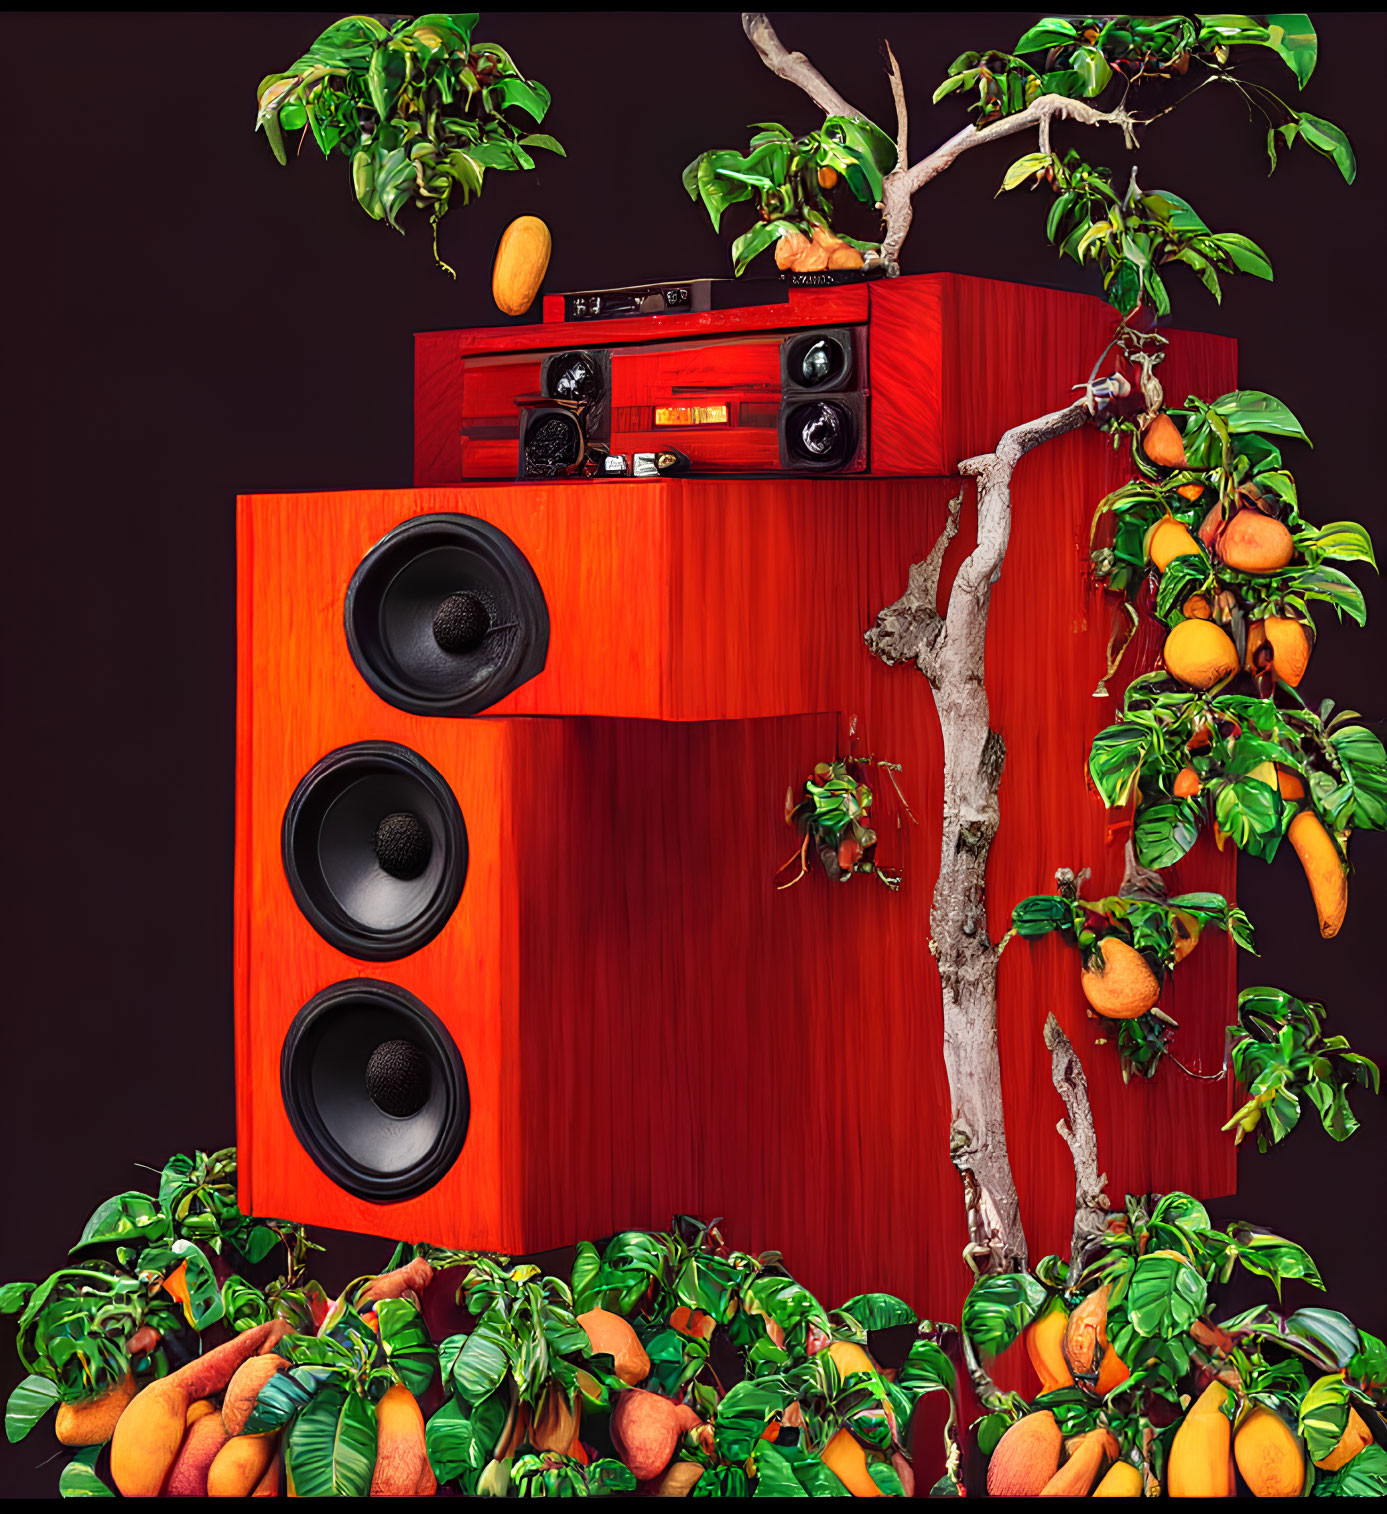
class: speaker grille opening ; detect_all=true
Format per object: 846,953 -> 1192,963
366,1038 -> 432,1117
373,811 -> 433,882
345,513 -> 549,717
781,328 -> 855,393
547,350 -> 603,405
431,591 -> 490,654
523,411 -> 583,476
283,742 -> 467,961
282,980 -> 469,1202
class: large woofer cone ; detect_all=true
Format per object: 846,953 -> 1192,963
781,328 -> 855,393
281,979 -> 469,1202
283,742 -> 467,961
345,513 -> 549,717
778,393 -> 865,472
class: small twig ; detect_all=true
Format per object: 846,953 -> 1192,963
1044,1013 -> 1109,1282
884,40 -> 908,172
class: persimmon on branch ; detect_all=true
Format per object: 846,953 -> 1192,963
731,12 -> 1364,1281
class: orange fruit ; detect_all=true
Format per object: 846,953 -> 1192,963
1162,620 -> 1238,689
1287,810 -> 1348,938
1141,414 -> 1186,469
1144,516 -> 1203,571
817,165 -> 839,189
822,1427 -> 882,1497
1182,593 -> 1213,620
1217,509 -> 1295,574
1314,1407 -> 1372,1472
1171,909 -> 1202,965
1173,766 -> 1201,799
1245,616 -> 1311,686
1080,938 -> 1161,1019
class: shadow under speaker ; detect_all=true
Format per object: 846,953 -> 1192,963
281,979 -> 470,1202
345,513 -> 549,715
282,741 -> 468,961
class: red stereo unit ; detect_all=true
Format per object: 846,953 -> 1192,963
239,273 -> 1240,1330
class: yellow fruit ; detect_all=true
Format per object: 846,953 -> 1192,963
1080,938 -> 1161,1020
1217,509 -> 1295,574
1145,516 -> 1204,571
1288,810 -> 1348,938
1142,414 -> 1187,469
1162,619 -> 1238,689
1092,1459 -> 1144,1496
1233,1403 -> 1306,1498
1314,1406 -> 1373,1471
492,215 -> 552,316
1245,616 -> 1311,686
1167,1381 -> 1234,1498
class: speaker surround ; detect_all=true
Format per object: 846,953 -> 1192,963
345,513 -> 549,716
281,979 -> 469,1202
779,392 -> 866,472
282,741 -> 468,961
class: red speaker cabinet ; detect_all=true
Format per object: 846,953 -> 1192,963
237,274 -> 1239,1326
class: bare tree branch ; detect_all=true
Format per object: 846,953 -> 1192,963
741,11 -> 863,120
1044,1013 -> 1109,1282
884,40 -> 908,171
864,487 -> 962,680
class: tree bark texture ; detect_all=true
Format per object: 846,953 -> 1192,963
867,403 -> 1091,1273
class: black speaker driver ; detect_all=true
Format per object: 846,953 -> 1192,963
778,393 -> 865,472
283,741 -> 468,961
345,513 -> 549,717
520,407 -> 585,479
781,328 -> 855,393
281,979 -> 469,1202
540,348 -> 611,444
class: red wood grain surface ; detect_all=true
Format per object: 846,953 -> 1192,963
247,275 -> 1240,1367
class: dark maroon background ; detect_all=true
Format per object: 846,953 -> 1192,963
4,11 -> 1384,1495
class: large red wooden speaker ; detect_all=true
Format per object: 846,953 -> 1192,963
237,273 -> 1238,1328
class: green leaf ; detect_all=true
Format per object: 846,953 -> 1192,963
242,1364 -> 332,1435
1211,389 -> 1310,444
1349,1330 -> 1387,1387
1126,1254 -> 1207,1337
375,1298 -> 436,1396
72,1192 -> 170,1254
961,1272 -> 1047,1358
731,219 -> 796,277
1302,520 -> 1376,570
1010,895 -> 1076,939
1298,1372 -> 1350,1462
1296,112 -> 1357,184
1133,801 -> 1201,869
1208,232 -> 1274,280
492,75 -> 549,123
1000,152 -> 1052,192
58,1444 -> 113,1498
1089,724 -> 1149,808
1266,14 -> 1318,86
451,1318 -> 514,1402
1233,1233 -> 1323,1295
0,1281 -> 35,1314
897,1339 -> 956,1398
1013,19 -> 1080,53
714,1378 -> 794,1462
1313,1441 -> 1387,1497
6,1374 -> 59,1443
425,1394 -> 503,1482
284,1385 -> 377,1498
570,1242 -> 601,1314
516,132 -> 564,156
837,1293 -> 917,1331
1285,1309 -> 1362,1370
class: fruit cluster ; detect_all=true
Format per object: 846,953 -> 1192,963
1087,391 -> 1383,937
966,1191 -> 1386,1497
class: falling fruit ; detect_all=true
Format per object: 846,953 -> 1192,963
1162,620 -> 1239,689
1217,508 -> 1295,574
1245,615 -> 1311,686
492,216 -> 552,316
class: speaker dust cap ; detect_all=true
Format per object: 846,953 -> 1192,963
781,328 -> 855,393
346,513 -> 549,717
282,979 -> 469,1202
283,741 -> 467,961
